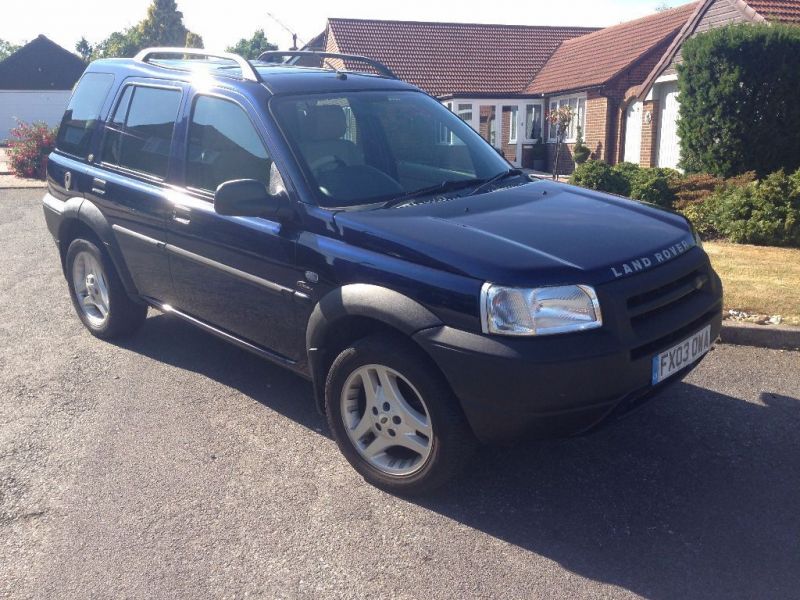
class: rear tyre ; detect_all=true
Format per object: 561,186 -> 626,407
65,238 -> 147,339
325,335 -> 476,495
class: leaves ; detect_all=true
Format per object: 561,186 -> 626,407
226,30 -> 278,61
90,0 -> 203,59
678,23 -> 800,177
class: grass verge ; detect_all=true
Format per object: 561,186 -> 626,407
704,242 -> 800,326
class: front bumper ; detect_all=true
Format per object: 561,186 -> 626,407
414,248 -> 723,443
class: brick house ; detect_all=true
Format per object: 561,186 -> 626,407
318,0 -> 800,172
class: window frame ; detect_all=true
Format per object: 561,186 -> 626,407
547,93 -> 587,144
508,106 -> 518,144
184,91 -> 274,198
523,103 -> 544,143
98,81 -> 184,183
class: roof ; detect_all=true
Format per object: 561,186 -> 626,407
0,35 -> 86,90
526,2 -> 699,95
746,0 -> 800,22
326,18 -> 597,97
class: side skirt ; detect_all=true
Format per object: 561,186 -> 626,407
143,297 -> 310,379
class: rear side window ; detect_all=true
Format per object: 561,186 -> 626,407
186,95 -> 272,192
102,85 -> 181,179
56,73 -> 114,159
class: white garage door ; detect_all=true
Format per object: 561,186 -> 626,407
657,82 -> 681,170
0,91 -> 71,142
624,101 -> 642,164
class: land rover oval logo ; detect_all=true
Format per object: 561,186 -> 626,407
64,171 -> 72,191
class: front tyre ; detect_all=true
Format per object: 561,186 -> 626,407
325,335 -> 476,495
65,238 -> 147,339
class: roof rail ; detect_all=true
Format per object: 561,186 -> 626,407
257,51 -> 397,79
133,47 -> 262,82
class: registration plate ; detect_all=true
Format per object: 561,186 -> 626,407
651,325 -> 711,385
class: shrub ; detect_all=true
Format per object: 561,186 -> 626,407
629,168 -> 679,208
572,126 -> 591,165
678,23 -> 800,177
7,121 -> 57,179
710,170 -> 800,246
569,160 -> 628,195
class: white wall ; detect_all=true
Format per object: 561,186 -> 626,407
0,90 -> 71,142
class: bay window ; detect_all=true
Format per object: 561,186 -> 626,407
548,94 -> 586,143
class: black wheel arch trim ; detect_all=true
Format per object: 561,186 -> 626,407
306,284 -> 443,412
57,197 -> 141,298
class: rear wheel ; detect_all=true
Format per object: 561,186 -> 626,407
65,238 -> 146,339
326,335 -> 476,495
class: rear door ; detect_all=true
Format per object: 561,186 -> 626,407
92,79 -> 186,302
165,87 -> 304,361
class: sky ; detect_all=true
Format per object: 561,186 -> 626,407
2,0 -> 676,53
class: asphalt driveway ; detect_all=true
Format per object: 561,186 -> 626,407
1,188 -> 799,599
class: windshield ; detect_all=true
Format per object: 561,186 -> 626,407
271,91 -> 511,208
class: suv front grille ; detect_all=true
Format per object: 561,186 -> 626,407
625,263 -> 715,360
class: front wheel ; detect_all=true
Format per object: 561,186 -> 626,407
325,335 -> 476,495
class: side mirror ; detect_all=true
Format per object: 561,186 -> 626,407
214,179 -> 292,221
495,147 -> 506,158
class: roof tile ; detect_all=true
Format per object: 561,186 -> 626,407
326,18 -> 596,97
526,2 -> 698,95
747,0 -> 800,22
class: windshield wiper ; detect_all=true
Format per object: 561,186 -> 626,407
467,168 -> 524,197
382,179 -> 482,209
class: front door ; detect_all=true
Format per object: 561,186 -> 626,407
624,101 -> 643,164
657,82 -> 681,169
166,89 -> 304,361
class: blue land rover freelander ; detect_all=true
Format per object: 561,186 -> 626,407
43,49 -> 723,494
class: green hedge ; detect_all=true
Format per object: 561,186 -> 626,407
568,160 -> 800,247
677,23 -> 800,177
569,161 -> 677,207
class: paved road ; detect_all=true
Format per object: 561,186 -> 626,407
2,189 -> 799,599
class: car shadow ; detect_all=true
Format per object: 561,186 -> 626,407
118,313 -> 800,599
117,312 -> 327,436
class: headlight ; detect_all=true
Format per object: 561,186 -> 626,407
480,284 -> 602,336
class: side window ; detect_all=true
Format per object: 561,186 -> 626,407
56,72 -> 115,159
186,95 -> 272,193
102,86 -> 181,179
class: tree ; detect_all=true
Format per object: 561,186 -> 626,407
547,105 -> 574,180
92,0 -> 202,59
184,32 -> 204,49
138,0 -> 191,47
226,29 -> 278,60
75,37 -> 93,62
678,23 -> 800,177
0,39 -> 20,61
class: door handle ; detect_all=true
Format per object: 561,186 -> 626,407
91,177 -> 106,196
173,205 -> 191,225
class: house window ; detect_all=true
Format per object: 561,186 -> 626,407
524,104 -> 543,141
508,106 -> 518,144
548,95 -> 586,143
456,103 -> 473,123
